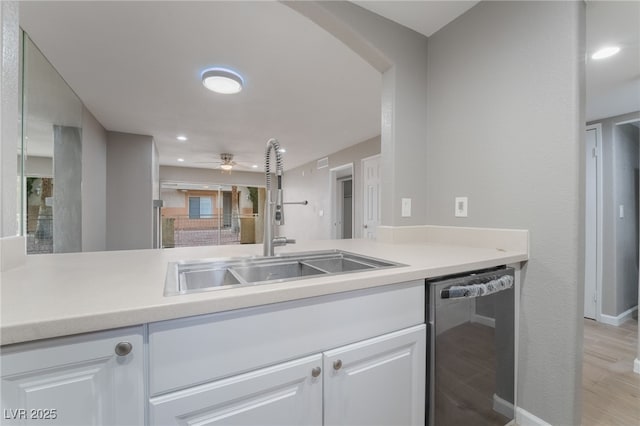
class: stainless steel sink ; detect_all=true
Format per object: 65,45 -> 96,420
164,250 -> 404,296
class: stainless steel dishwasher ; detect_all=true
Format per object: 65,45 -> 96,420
427,267 -> 515,426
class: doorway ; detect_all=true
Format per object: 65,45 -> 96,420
584,124 -> 602,320
330,163 -> 354,239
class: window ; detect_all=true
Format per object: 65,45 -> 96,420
188,196 -> 213,219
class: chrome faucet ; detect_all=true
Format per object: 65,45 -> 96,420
263,138 -> 307,256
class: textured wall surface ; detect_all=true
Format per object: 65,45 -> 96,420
426,2 -> 584,424
1,1 -> 19,237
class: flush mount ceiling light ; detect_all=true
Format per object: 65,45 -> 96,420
201,68 -> 244,94
176,135 -> 188,141
591,46 -> 620,60
177,158 -> 185,162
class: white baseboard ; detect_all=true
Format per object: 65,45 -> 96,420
473,313 -> 496,328
492,393 -> 514,419
516,406 -> 552,426
600,306 -> 638,326
634,358 -> 640,375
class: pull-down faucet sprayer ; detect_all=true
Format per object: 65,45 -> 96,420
263,138 -> 307,256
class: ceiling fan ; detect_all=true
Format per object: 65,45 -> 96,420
194,153 -> 257,173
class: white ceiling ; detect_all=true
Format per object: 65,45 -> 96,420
20,1 -> 383,171
19,1 -> 639,172
353,1 -> 479,37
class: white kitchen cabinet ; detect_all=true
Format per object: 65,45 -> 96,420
149,354 -> 323,426
1,326 -> 144,426
324,325 -> 426,426
150,325 -> 426,426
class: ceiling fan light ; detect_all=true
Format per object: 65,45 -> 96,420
220,163 -> 233,171
201,68 -> 244,94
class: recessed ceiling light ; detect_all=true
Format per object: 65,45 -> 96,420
177,158 -> 185,162
252,164 -> 258,169
591,46 -> 620,60
176,135 -> 188,141
279,148 -> 286,153
201,68 -> 244,94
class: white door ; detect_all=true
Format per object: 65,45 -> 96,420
362,155 -> 381,240
1,327 -> 145,426
584,127 -> 598,319
150,354 -> 323,425
323,324 -> 426,426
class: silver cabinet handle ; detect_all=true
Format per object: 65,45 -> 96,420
115,341 -> 133,356
333,359 -> 343,370
311,367 -> 321,378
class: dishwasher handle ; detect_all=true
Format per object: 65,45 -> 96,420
440,274 -> 513,299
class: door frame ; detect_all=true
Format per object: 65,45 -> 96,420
585,123 -> 603,322
330,163 -> 354,239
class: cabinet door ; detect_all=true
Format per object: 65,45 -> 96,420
1,326 -> 144,426
150,354 -> 323,426
324,324 -> 426,426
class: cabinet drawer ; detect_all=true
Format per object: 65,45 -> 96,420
149,281 -> 424,395
149,354 -> 323,425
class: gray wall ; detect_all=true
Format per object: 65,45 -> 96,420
160,166 -> 264,188
280,136 -> 380,240
426,2 -> 584,425
106,131 -> 156,251
0,1 -> 19,238
81,106 -> 107,252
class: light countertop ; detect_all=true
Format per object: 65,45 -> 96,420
0,238 -> 528,346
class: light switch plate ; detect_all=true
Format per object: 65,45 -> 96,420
401,198 -> 411,217
619,205 -> 624,218
455,197 -> 468,217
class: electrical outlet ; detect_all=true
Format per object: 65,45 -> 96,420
455,197 -> 468,217
401,198 -> 411,217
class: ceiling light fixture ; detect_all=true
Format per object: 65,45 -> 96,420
591,46 -> 620,60
252,164 -> 258,169
279,148 -> 286,153
177,158 -> 185,162
176,135 -> 188,141
201,68 -> 244,94
220,163 -> 233,171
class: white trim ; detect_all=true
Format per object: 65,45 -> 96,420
634,358 -> 640,375
492,393 -> 514,419
515,406 -> 552,426
600,306 -> 638,326
614,117 -> 640,126
472,313 -> 495,328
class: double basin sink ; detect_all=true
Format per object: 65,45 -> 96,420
164,250 -> 404,296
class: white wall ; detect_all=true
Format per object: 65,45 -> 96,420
106,131 -> 156,251
81,106 -> 107,252
0,0 -> 19,238
24,156 -> 52,176
280,136 -> 380,240
425,2 -> 584,425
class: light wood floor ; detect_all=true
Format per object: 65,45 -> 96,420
582,318 -> 639,426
